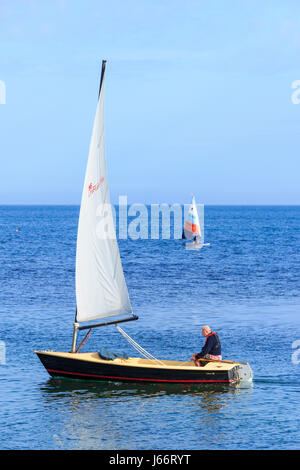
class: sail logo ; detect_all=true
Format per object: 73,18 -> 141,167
88,177 -> 104,197
0,80 -> 5,104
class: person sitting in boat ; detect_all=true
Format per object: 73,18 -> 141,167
191,326 -> 222,366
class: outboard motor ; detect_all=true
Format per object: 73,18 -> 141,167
237,362 -> 253,382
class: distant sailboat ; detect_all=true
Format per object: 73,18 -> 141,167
35,61 -> 252,384
183,195 -> 210,250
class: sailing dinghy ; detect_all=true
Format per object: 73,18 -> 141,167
35,61 -> 253,384
182,195 -> 210,250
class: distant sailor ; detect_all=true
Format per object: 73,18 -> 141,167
191,326 -> 222,366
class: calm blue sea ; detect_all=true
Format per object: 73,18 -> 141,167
0,205 -> 299,450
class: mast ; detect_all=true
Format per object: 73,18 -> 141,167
98,60 -> 107,98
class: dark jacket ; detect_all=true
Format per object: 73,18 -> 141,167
195,332 -> 221,359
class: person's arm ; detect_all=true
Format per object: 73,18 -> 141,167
195,336 -> 213,358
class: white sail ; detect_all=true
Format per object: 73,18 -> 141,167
75,63 -> 132,323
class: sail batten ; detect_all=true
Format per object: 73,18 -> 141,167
75,61 -> 133,323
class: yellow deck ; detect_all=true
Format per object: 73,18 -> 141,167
35,350 -> 237,371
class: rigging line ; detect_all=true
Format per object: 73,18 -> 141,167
76,328 -> 92,353
116,325 -> 166,367
116,326 -> 158,362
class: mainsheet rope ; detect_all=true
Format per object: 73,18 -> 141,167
115,325 -> 166,367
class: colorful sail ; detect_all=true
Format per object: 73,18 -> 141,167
75,61 -> 133,323
183,195 -> 203,241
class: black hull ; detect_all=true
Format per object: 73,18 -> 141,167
35,351 -> 240,384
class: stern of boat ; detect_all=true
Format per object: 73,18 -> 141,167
236,362 -> 253,383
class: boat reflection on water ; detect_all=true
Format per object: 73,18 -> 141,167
38,378 -> 253,450
42,376 -> 253,400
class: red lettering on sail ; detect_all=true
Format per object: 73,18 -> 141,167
88,177 -> 104,197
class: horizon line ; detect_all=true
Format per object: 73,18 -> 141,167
1,203 -> 300,207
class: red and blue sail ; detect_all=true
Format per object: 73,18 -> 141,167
182,196 -> 201,240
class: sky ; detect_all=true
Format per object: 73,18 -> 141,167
0,0 -> 300,205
